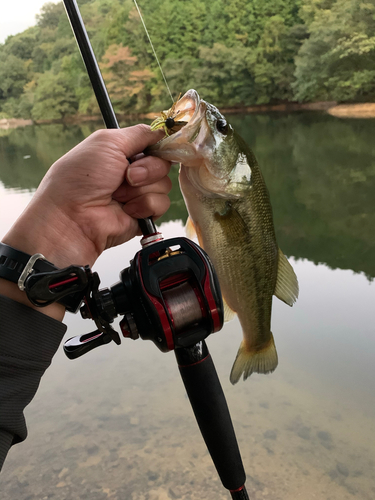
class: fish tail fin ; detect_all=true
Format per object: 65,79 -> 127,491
229,333 -> 278,385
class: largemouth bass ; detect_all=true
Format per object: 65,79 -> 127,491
148,89 -> 299,384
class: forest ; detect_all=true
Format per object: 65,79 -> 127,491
0,0 -> 374,120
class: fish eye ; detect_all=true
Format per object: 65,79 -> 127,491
216,119 -> 229,135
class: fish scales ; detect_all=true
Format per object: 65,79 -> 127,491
148,89 -> 298,383
184,160 -> 278,345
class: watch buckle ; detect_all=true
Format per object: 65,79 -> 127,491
18,253 -> 46,291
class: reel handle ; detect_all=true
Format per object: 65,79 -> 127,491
63,330 -> 114,359
175,341 -> 248,497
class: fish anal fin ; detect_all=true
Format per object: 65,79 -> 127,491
222,295 -> 237,323
230,334 -> 278,385
274,248 -> 299,307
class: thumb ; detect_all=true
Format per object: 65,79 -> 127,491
115,124 -> 165,158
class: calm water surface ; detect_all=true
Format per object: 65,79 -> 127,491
0,114 -> 374,500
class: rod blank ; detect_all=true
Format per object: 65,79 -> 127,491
63,0 -> 118,129
63,0 -> 156,235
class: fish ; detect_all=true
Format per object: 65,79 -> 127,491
147,89 -> 299,384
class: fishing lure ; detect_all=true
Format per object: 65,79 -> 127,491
150,94 -> 189,136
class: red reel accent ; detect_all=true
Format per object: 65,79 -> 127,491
137,253 -> 175,350
184,240 -> 222,333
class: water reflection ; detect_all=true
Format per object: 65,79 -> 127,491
1,114 -> 375,277
228,113 -> 375,278
1,115 -> 375,500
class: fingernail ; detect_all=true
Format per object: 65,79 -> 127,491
127,166 -> 148,185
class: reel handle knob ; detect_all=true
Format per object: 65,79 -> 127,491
63,330 -> 113,359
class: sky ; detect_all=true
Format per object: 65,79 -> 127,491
0,0 -> 59,44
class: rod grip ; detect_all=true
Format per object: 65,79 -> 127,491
176,344 -> 246,491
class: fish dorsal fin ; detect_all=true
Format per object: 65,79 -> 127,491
274,249 -> 299,306
185,216 -> 197,239
222,295 -> 237,322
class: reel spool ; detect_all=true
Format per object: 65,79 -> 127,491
162,281 -> 204,334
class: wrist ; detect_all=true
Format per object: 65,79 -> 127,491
0,203 -> 94,322
3,199 -> 97,269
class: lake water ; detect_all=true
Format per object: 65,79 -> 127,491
1,114 -> 374,500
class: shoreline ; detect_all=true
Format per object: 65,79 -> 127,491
1,101 -> 375,130
0,118 -> 33,129
327,103 -> 375,118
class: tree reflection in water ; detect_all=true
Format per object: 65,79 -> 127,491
1,112 -> 374,278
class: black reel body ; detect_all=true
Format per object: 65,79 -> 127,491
64,237 -> 223,358
121,237 -> 223,351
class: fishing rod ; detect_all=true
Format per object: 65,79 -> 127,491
56,1 -> 250,498
63,0 -> 155,236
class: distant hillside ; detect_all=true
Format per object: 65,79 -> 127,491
1,0 -> 374,120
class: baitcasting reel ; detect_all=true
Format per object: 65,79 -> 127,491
63,233 -> 224,359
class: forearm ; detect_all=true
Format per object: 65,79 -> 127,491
0,295 -> 67,470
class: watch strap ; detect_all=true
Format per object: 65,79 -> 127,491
0,242 -> 57,283
0,242 -> 85,313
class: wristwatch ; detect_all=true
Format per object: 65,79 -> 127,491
0,242 -> 57,285
0,242 -> 84,312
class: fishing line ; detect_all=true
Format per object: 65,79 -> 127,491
133,0 -> 174,103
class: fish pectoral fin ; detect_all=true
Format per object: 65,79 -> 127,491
274,248 -> 299,307
230,334 -> 278,385
185,217 -> 205,249
185,216 -> 197,239
222,296 -> 237,322
214,202 -> 248,237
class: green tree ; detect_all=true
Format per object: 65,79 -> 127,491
0,54 -> 29,100
36,2 -> 66,29
294,0 -> 375,102
191,44 -> 255,106
30,71 -> 78,120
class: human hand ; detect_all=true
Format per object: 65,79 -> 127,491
3,124 -> 171,268
0,124 -> 171,319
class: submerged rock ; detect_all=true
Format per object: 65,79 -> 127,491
297,426 -> 311,440
336,462 -> 349,477
263,429 -> 278,440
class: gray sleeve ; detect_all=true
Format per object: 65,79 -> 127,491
0,295 -> 67,470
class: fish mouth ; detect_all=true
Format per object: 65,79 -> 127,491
147,89 -> 206,162
169,89 -> 203,136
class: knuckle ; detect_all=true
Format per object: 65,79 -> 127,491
158,195 -> 171,215
134,123 -> 151,135
148,157 -> 172,177
164,176 -> 173,193
91,128 -> 110,141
